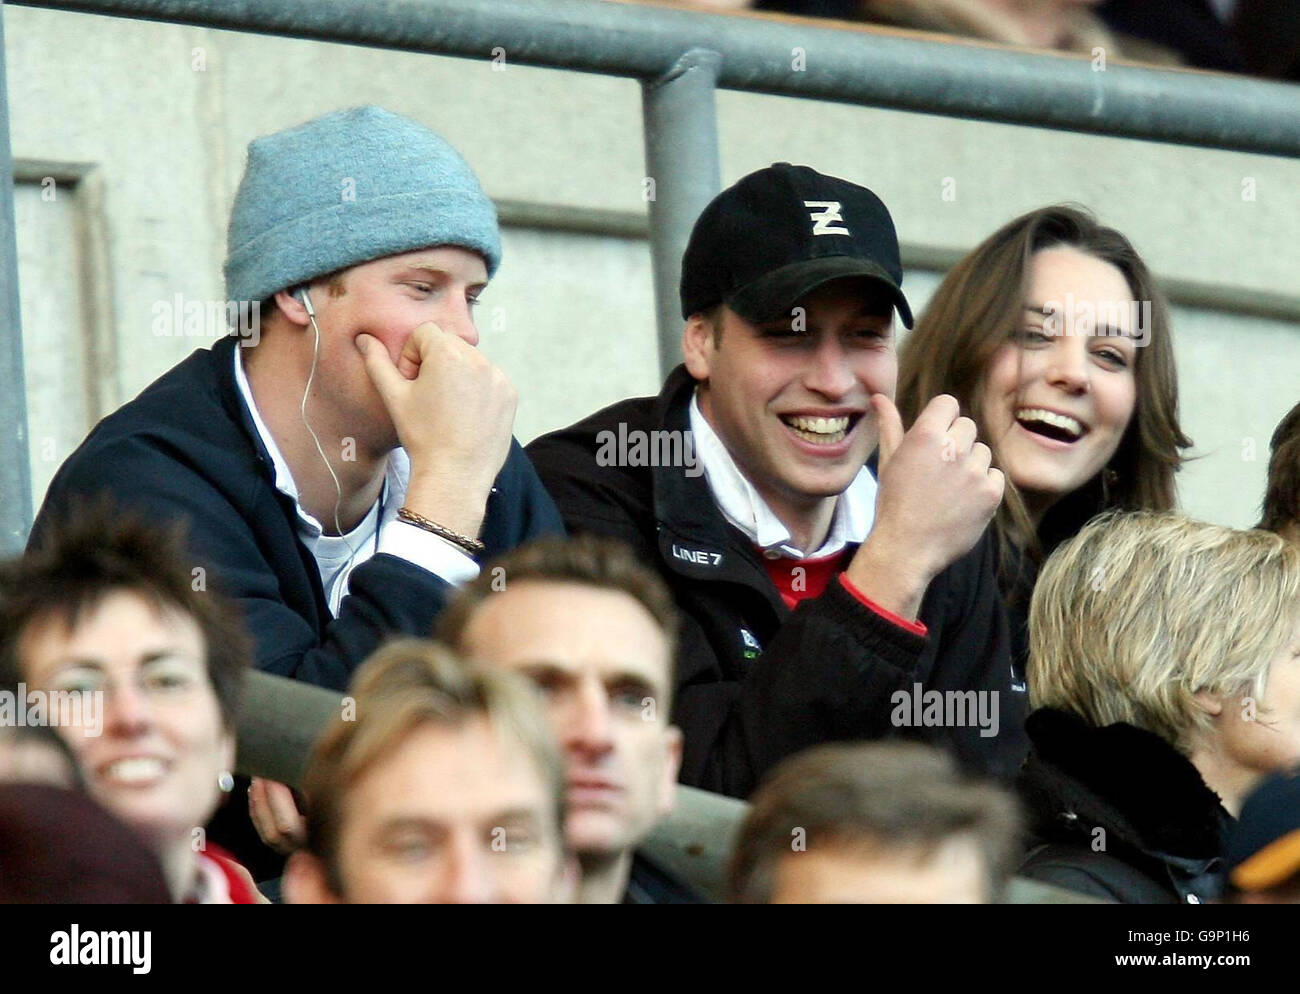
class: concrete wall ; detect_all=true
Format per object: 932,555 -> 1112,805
8,4 -> 1297,528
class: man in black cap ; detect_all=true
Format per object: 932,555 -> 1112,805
527,164 -> 1026,798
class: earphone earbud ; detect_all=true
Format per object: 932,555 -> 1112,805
294,282 -> 352,551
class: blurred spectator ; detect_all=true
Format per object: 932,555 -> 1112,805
0,502 -> 258,903
1259,401 -> 1300,545
1232,0 -> 1300,80
753,0 -> 1180,61
1019,511 -> 1300,903
687,0 -> 1295,76
439,534 -> 696,903
0,724 -> 81,789
1096,0 -> 1246,72
729,741 -> 1020,902
1223,769 -> 1300,903
0,784 -> 172,903
283,640 -> 574,904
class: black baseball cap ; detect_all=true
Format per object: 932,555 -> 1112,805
1225,769 -> 1300,892
679,162 -> 913,328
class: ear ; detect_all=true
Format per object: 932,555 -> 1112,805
657,725 -> 684,818
282,849 -> 344,905
272,287 -> 313,329
1192,689 -> 1225,718
682,315 -> 716,382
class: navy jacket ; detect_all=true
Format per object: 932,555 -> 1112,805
32,335 -> 565,692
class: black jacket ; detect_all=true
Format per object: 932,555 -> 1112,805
32,335 -> 565,691
1017,708 -> 1232,904
623,852 -> 707,905
527,366 -> 1028,798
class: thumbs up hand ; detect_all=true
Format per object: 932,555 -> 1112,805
846,394 -> 1004,620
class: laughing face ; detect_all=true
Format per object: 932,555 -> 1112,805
19,589 -> 234,849
981,246 -> 1139,519
683,278 -> 897,525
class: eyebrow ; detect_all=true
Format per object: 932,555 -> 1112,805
401,263 -> 487,287
49,650 -> 198,670
1022,305 -> 1137,340
516,660 -> 662,694
484,809 -> 545,831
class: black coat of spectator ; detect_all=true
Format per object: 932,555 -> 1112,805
1018,708 -> 1232,904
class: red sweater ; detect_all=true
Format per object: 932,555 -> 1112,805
759,547 -> 927,636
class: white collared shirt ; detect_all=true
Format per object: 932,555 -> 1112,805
688,392 -> 877,560
233,348 -> 478,616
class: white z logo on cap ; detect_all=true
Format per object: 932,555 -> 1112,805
803,201 -> 850,236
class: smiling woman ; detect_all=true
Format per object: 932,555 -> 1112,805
896,206 -> 1192,680
0,501 -> 257,903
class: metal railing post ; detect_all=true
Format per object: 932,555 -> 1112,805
641,49 -> 722,380
0,4 -> 32,554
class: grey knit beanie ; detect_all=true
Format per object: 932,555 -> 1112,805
224,106 -> 501,304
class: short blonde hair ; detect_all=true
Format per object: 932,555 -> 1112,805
1029,511 -> 1300,752
300,639 -> 565,892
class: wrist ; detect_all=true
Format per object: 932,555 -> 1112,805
846,533 -> 935,620
403,471 -> 490,539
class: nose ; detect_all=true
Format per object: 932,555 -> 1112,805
432,832 -> 494,904
102,680 -> 154,738
437,294 -> 480,348
802,334 -> 856,398
562,678 -> 614,759
1045,338 -> 1090,394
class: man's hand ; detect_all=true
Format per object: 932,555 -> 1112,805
846,393 -> 1004,620
248,777 -> 307,855
358,324 -> 517,538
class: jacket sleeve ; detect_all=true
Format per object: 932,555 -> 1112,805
723,532 -> 1023,795
33,435 -> 562,692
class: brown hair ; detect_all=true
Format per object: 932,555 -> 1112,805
1259,401 -> 1300,536
896,205 -> 1191,573
728,741 -> 1021,903
0,498 -> 249,730
300,639 -> 565,894
437,534 -> 679,700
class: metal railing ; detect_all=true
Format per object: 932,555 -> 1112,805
3,0 -> 1299,554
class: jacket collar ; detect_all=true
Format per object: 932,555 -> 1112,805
1022,707 -> 1232,860
209,335 -> 278,478
649,366 -> 778,600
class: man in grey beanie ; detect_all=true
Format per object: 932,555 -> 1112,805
30,107 -> 564,875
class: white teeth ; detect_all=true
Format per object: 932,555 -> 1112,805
1016,408 -> 1084,439
103,757 -> 166,784
784,415 -> 850,434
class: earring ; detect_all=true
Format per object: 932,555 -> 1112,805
1101,466 -> 1119,504
218,771 -> 235,793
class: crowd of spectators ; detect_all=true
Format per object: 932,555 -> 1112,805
1,102 -> 1297,904
676,0 -> 1299,80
